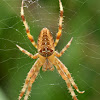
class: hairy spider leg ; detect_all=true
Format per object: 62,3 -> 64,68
21,0 -> 37,49
18,59 -> 42,100
54,59 -> 78,100
55,37 -> 73,57
54,0 -> 63,47
24,66 -> 41,100
55,57 -> 85,94
16,45 -> 39,59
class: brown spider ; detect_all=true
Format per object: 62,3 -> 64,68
16,0 -> 85,100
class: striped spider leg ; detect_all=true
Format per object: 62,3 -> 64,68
16,0 -> 84,100
21,0 -> 37,49
54,0 -> 64,47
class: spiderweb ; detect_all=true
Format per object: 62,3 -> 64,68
0,0 -> 100,100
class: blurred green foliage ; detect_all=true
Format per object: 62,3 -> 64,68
0,0 -> 100,100
0,88 -> 8,100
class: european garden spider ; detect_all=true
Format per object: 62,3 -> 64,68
17,0 -> 85,100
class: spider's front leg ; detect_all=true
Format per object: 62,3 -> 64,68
18,59 -> 42,100
24,66 -> 41,100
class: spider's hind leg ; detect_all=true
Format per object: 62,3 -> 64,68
54,0 -> 63,47
21,0 -> 37,48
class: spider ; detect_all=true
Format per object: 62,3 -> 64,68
16,0 -> 85,100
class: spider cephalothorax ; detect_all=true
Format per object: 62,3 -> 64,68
17,0 -> 84,100
38,28 -> 54,57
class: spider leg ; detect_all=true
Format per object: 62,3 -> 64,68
55,57 -> 85,94
54,59 -> 78,100
18,58 -> 42,100
54,0 -> 63,47
55,37 -> 73,57
24,68 -> 40,100
21,0 -> 37,49
16,44 -> 38,59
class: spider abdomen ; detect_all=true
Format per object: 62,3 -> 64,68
37,28 -> 54,57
